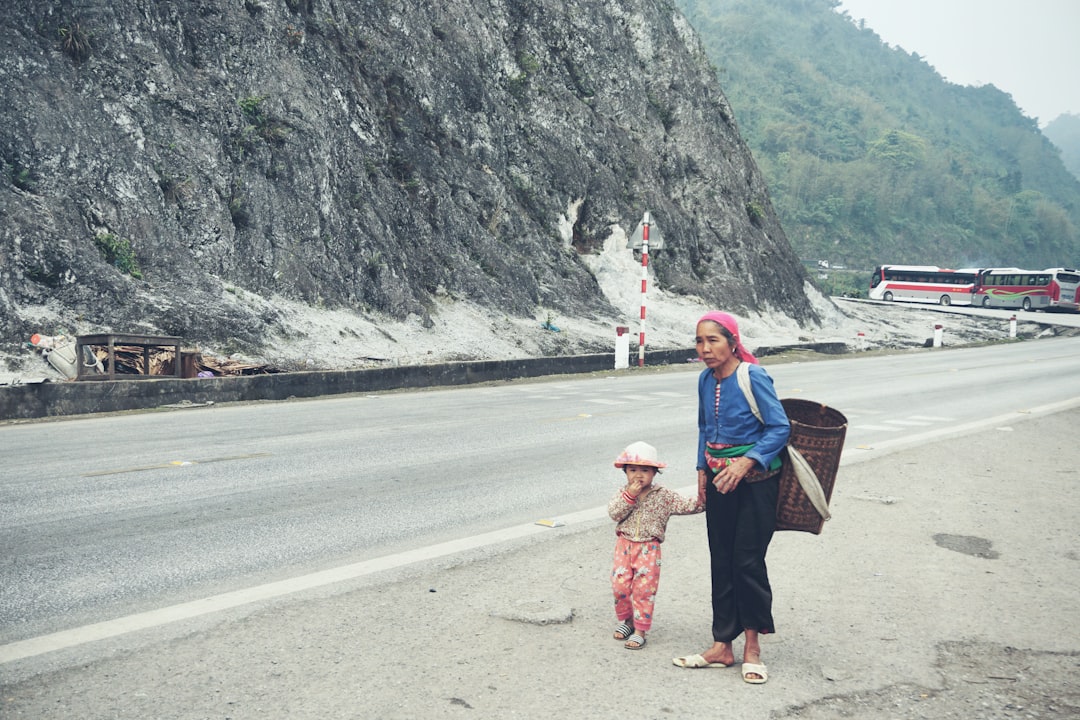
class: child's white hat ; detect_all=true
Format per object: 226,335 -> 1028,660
613,441 -> 667,470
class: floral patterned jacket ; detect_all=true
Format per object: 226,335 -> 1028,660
607,485 -> 704,543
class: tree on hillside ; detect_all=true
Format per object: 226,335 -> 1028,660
677,0 -> 1080,271
1044,113 -> 1080,182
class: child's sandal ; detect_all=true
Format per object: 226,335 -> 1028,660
624,633 -> 647,650
613,622 -> 634,640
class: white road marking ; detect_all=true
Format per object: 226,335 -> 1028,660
0,511 -> 601,666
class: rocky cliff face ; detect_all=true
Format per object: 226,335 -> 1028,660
0,0 -> 820,362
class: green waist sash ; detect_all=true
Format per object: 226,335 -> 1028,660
706,443 -> 782,472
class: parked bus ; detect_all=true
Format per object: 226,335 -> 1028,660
973,268 -> 1057,311
868,265 -> 978,306
1044,268 -> 1080,312
974,267 -> 1080,312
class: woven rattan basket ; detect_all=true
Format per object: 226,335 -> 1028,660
776,398 -> 848,534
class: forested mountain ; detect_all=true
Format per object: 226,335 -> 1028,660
678,0 -> 1080,271
1044,114 -> 1080,183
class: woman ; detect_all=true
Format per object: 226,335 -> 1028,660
673,311 -> 790,684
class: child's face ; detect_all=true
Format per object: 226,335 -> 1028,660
624,464 -> 657,488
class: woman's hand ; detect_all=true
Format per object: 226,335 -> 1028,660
712,457 -> 753,494
697,469 -> 709,504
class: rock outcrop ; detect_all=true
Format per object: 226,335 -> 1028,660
0,0 -> 820,362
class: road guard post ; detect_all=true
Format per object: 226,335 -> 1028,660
627,211 -> 664,366
614,326 -> 630,369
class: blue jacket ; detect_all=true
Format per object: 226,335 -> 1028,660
696,363 -> 790,472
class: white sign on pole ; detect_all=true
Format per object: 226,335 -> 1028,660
627,216 -> 663,250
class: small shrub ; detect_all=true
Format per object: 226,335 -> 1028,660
11,165 -> 36,192
238,94 -> 265,118
517,52 -> 540,75
238,95 -> 290,146
93,232 -> 142,278
229,195 -> 251,228
746,200 -> 765,226
59,22 -> 92,64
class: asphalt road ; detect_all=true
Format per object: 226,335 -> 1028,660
2,337 -> 1080,718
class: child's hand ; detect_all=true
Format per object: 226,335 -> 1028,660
626,476 -> 649,499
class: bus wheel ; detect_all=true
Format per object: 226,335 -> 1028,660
1023,297 -> 1032,311
939,295 -> 951,306
883,291 -> 894,302
982,297 -> 992,308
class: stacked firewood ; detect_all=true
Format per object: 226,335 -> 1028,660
87,347 -> 279,377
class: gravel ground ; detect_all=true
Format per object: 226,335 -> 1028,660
2,405 -> 1078,719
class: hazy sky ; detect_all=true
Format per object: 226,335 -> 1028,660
837,0 -> 1079,127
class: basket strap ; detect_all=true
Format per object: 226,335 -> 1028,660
787,446 -> 831,521
736,362 -> 762,423
739,363 -> 831,522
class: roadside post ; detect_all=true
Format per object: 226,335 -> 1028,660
614,326 -> 630,369
933,323 -> 944,348
1009,315 -> 1017,338
627,211 -> 664,366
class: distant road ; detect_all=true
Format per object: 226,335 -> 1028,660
3,336 -> 1080,666
835,296 -> 1080,330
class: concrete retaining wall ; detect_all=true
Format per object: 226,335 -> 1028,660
0,348 -> 700,421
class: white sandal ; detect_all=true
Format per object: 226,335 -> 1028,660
742,662 -> 768,684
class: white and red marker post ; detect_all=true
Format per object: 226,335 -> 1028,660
638,212 -> 651,367
627,211 -> 663,367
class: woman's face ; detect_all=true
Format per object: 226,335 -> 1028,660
695,320 -> 735,369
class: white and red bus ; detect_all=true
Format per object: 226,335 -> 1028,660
868,265 -> 979,306
1043,268 -> 1080,312
973,268 -> 1048,310
972,268 -> 1078,311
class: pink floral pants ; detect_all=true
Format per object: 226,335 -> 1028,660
611,535 -> 662,633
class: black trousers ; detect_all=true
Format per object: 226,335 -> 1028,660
705,470 -> 779,643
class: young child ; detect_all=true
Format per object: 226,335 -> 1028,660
608,441 -> 704,650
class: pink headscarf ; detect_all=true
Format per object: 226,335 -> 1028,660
697,311 -> 759,364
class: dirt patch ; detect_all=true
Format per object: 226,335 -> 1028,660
777,641 -> 1080,719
